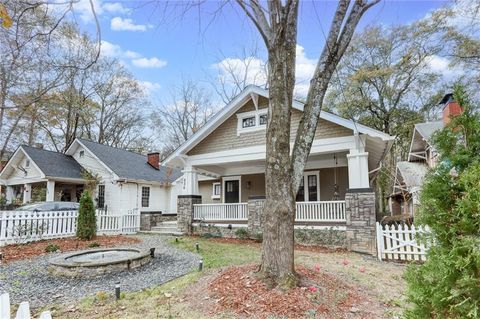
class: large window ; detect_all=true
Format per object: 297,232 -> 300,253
142,186 -> 150,207
97,185 -> 105,208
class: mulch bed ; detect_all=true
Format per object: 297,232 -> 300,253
0,235 -> 140,263
208,264 -> 371,319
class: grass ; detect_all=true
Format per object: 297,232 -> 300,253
46,236 -> 406,319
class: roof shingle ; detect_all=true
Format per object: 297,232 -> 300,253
22,146 -> 84,179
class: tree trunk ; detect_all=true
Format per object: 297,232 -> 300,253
260,5 -> 298,286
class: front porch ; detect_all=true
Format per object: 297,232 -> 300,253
4,178 -> 85,204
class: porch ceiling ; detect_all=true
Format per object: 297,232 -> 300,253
196,152 -> 348,177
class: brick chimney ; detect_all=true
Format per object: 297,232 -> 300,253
147,152 -> 160,170
440,93 -> 463,125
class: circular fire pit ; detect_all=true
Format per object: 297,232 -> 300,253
49,248 -> 152,278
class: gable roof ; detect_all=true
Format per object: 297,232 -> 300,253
396,161 -> 429,190
73,139 -> 181,183
415,121 -> 444,141
21,145 -> 83,179
163,85 -> 394,165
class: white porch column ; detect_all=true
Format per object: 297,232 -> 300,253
23,183 -> 32,204
46,180 -> 55,202
6,186 -> 14,204
347,135 -> 370,189
182,166 -> 199,195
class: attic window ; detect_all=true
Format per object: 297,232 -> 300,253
79,150 -> 84,158
25,159 -> 30,168
236,110 -> 268,135
242,116 -> 255,128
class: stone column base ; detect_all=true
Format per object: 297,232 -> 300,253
345,188 -> 376,256
247,196 -> 265,237
177,195 -> 201,234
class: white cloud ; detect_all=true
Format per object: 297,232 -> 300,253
73,0 -> 103,24
294,45 -> 317,97
140,81 -> 162,94
212,44 -> 317,97
111,17 -> 149,32
103,2 -> 130,14
425,55 -> 464,79
132,57 -> 167,68
125,50 -> 142,59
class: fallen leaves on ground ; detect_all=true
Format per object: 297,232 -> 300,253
0,236 -> 140,263
208,264 -> 376,319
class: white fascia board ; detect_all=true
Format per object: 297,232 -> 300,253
3,177 -> 48,186
186,135 -> 356,166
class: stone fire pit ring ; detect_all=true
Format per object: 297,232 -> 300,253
49,248 -> 152,278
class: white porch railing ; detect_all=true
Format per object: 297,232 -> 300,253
193,203 -> 248,221
193,200 -> 346,223
0,209 -> 140,246
296,200 -> 346,222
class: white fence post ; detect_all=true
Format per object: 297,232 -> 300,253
0,293 -> 52,319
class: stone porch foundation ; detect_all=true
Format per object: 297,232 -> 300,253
177,195 -> 202,234
345,188 -> 376,255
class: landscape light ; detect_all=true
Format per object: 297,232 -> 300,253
150,248 -> 155,258
199,260 -> 203,271
195,242 -> 199,252
115,281 -> 121,300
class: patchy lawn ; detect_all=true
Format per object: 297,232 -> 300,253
0,235 -> 140,263
47,237 -> 406,319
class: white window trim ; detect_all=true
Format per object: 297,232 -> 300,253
302,171 -> 320,202
212,182 -> 221,199
222,175 -> 241,203
236,109 -> 268,136
141,186 -> 150,208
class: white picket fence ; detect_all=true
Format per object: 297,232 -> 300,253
296,200 -> 346,222
0,293 -> 51,319
376,222 -> 430,261
0,209 -> 140,246
193,203 -> 248,221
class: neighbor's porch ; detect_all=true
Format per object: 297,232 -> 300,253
3,178 -> 85,204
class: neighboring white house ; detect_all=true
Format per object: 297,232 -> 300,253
163,85 -> 395,211
0,138 -> 182,214
390,93 -> 462,217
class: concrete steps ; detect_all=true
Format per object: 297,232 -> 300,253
145,221 -> 183,236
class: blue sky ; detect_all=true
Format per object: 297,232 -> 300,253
72,0 -> 450,102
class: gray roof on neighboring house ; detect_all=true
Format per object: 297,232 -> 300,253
415,121 -> 444,141
22,145 -> 84,179
78,139 -> 181,183
397,161 -> 429,190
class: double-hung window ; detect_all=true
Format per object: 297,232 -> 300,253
212,182 -> 221,199
97,185 -> 105,208
142,186 -> 150,207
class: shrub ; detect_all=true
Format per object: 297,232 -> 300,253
234,228 -> 249,240
76,191 -> 97,240
405,85 -> 480,318
253,232 -> 263,243
45,243 -> 60,253
88,242 -> 100,248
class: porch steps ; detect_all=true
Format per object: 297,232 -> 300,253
146,221 -> 183,236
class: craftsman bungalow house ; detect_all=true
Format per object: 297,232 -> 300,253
0,139 -> 181,214
164,85 -> 395,221
390,93 -> 462,217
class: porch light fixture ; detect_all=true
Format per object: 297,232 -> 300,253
246,181 -> 251,189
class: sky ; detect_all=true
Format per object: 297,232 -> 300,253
70,0 -> 451,104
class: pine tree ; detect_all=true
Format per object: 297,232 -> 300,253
405,84 -> 480,318
76,190 -> 97,240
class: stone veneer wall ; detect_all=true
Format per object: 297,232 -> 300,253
345,189 -> 376,255
177,195 -> 202,234
248,196 -> 265,236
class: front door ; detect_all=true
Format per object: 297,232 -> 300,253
224,180 -> 240,203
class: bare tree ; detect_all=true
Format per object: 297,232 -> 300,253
235,0 -> 379,286
211,43 -> 268,103
155,79 -> 214,153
